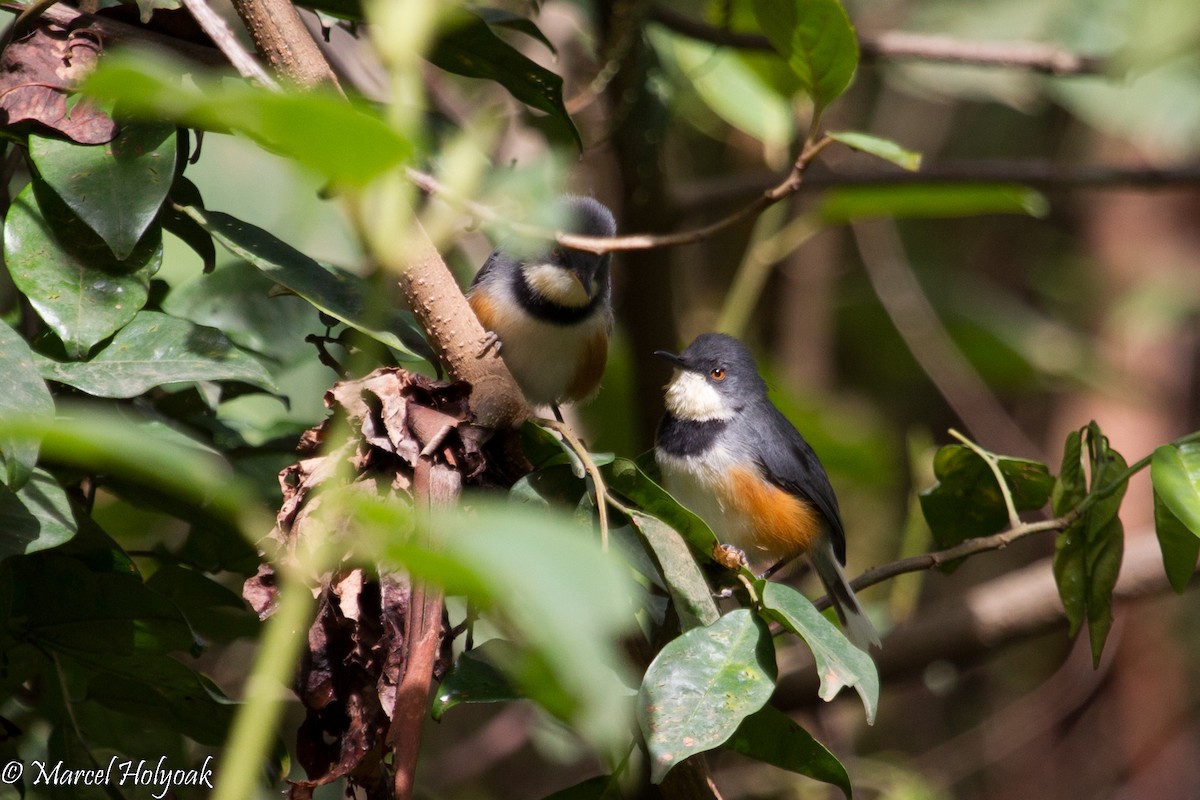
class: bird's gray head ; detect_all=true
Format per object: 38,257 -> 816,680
655,333 -> 768,421
521,196 -> 616,308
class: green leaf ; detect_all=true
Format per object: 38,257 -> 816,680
1052,428 -> 1086,516
428,8 -> 580,149
750,0 -> 859,113
542,776 -> 616,800
919,444 -> 1054,552
1153,491 -> 1200,593
83,52 -> 410,186
432,639 -> 523,720
602,457 -> 719,559
638,610 -> 777,783
29,122 -> 177,260
759,582 -> 878,724
4,183 -> 161,358
180,205 -> 435,363
0,321 -> 54,489
0,469 -> 77,562
725,704 -> 852,798
1052,424 -> 1127,666
819,184 -> 1049,223
1151,442 -> 1200,536
364,500 -> 637,751
1150,443 -> 1200,592
828,131 -> 921,171
625,511 -> 719,630
145,563 -> 260,644
475,8 -> 557,55
38,311 -> 276,398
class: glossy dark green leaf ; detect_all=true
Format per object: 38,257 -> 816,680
180,205 -> 435,363
638,610 -> 776,783
828,131 -> 921,171
0,469 -> 77,562
750,0 -> 859,112
29,122 -> 176,260
432,639 -> 523,720
625,511 -> 719,630
83,53 -> 410,186
428,7 -> 580,149
1052,424 -> 1127,666
818,184 -> 1049,223
919,443 -> 1054,551
38,311 -> 275,398
4,184 -> 161,357
0,321 -> 54,489
602,457 -> 719,559
725,704 -> 852,798
1153,491 -> 1199,593
476,8 -> 557,54
759,582 -> 878,724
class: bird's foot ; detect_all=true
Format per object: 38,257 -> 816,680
476,330 -> 502,358
712,543 -> 749,571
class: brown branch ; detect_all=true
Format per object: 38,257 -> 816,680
0,1 -> 226,66
178,0 -> 276,87
647,6 -> 1107,76
409,136 -> 832,255
225,0 -> 341,91
388,459 -> 457,800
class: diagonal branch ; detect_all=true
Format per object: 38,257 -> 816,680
178,0 -> 277,87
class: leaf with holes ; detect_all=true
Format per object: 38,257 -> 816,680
759,582 -> 878,723
639,610 -> 776,783
30,122 -> 176,260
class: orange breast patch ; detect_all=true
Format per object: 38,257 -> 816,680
565,328 -> 608,402
468,291 -> 498,331
723,466 -> 823,558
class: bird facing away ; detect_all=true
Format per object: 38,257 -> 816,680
466,196 -> 616,416
653,333 -> 881,650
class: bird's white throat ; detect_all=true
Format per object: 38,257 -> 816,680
524,262 -> 591,308
663,370 -> 734,421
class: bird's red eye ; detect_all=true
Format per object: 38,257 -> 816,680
710,367 -> 726,381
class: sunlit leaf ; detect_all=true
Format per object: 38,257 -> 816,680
602,457 -> 719,559
38,311 -> 275,398
828,131 -> 921,171
725,704 -> 852,798
759,582 -> 878,724
1151,442 -> 1200,536
29,122 -> 177,260
82,52 -> 410,186
1153,491 -> 1200,593
639,610 -> 776,783
624,510 -> 719,630
4,183 -> 161,358
0,321 -> 54,489
433,639 -> 526,719
750,0 -> 859,112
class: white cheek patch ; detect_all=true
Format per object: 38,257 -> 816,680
524,262 -> 591,308
664,370 -> 734,421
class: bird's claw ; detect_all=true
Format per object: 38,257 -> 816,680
477,331 -> 502,359
712,542 -> 749,571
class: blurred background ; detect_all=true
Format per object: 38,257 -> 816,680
141,0 -> 1200,796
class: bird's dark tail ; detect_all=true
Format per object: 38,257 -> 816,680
811,538 -> 881,651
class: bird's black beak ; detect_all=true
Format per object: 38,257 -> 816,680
654,350 -> 688,369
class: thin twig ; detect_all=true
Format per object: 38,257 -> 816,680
538,418 -> 610,552
179,0 -> 278,88
646,6 -> 1107,76
408,136 -> 832,254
